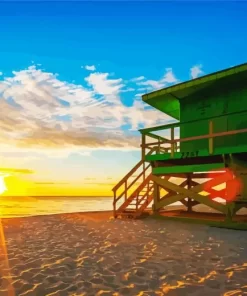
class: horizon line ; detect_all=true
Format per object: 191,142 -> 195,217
0,195 -> 112,197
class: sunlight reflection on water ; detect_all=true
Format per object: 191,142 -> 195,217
0,196 -> 113,218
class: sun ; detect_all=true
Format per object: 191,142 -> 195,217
0,175 -> 7,195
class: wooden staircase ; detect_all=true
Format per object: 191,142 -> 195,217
112,149 -> 155,219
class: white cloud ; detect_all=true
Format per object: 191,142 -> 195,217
121,87 -> 135,93
131,76 -> 145,82
190,64 -> 204,79
136,68 -> 179,91
85,72 -> 124,96
84,65 -> 96,71
0,65 -> 173,154
0,72 -> 3,76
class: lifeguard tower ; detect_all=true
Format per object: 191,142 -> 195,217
113,63 -> 247,225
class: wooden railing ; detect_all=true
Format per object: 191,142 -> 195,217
139,118 -> 247,158
112,147 -> 157,214
115,174 -> 153,214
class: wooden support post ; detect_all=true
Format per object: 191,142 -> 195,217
124,180 -> 127,201
136,193 -> 139,211
171,127 -> 175,158
158,136 -> 160,154
153,182 -> 160,213
141,134 -> 146,161
225,202 -> 236,222
113,191 -> 116,216
187,174 -> 193,213
209,120 -> 214,154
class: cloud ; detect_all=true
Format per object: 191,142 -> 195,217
136,68 -> 179,91
0,168 -> 33,174
34,182 -> 68,185
0,64 -> 183,155
190,64 -> 204,79
121,87 -> 135,93
131,76 -> 145,82
0,72 -> 3,76
85,72 -> 124,96
84,65 -> 96,71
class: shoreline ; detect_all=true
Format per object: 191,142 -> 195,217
1,202 -> 247,220
0,210 -> 114,221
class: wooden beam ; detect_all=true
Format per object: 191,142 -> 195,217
192,172 -> 225,179
187,174 -> 193,212
141,134 -> 146,161
145,132 -> 171,143
180,199 -> 188,207
156,193 -> 185,208
171,127 -> 175,158
153,182 -> 159,213
141,124 -> 247,144
152,174 -> 232,213
177,127 -> 247,144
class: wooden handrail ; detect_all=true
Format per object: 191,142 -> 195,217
115,174 -> 152,212
112,159 -> 143,192
177,127 -> 247,143
112,146 -> 156,192
114,163 -> 151,203
145,132 -> 172,143
141,127 -> 247,148
137,185 -> 154,206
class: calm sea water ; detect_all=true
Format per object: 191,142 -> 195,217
0,196 -> 114,218
0,196 -> 224,218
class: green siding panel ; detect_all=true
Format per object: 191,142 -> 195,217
180,87 -> 247,153
153,163 -> 225,175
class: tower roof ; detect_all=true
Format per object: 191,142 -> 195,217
142,63 -> 247,120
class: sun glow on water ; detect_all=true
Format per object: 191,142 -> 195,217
0,175 -> 7,195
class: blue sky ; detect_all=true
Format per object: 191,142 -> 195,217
0,1 -> 246,195
1,2 -> 247,83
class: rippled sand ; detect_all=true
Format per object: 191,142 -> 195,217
1,211 -> 247,296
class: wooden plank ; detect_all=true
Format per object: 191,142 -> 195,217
171,127 -> 175,158
156,193 -> 185,208
141,134 -> 146,160
116,174 -> 152,213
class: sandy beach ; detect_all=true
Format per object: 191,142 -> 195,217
1,211 -> 247,296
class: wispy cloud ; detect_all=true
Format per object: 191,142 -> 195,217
85,72 -> 124,96
190,64 -> 204,79
131,76 -> 145,82
136,68 -> 179,90
0,168 -> 33,174
0,64 -> 199,156
84,65 -> 96,71
132,68 -> 179,99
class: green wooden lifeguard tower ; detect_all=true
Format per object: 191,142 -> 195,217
113,63 -> 247,224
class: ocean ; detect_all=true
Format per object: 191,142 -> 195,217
0,196 -> 185,219
0,196 -> 114,218
0,196 -> 225,218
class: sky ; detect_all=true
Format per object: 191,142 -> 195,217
0,1 -> 246,196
